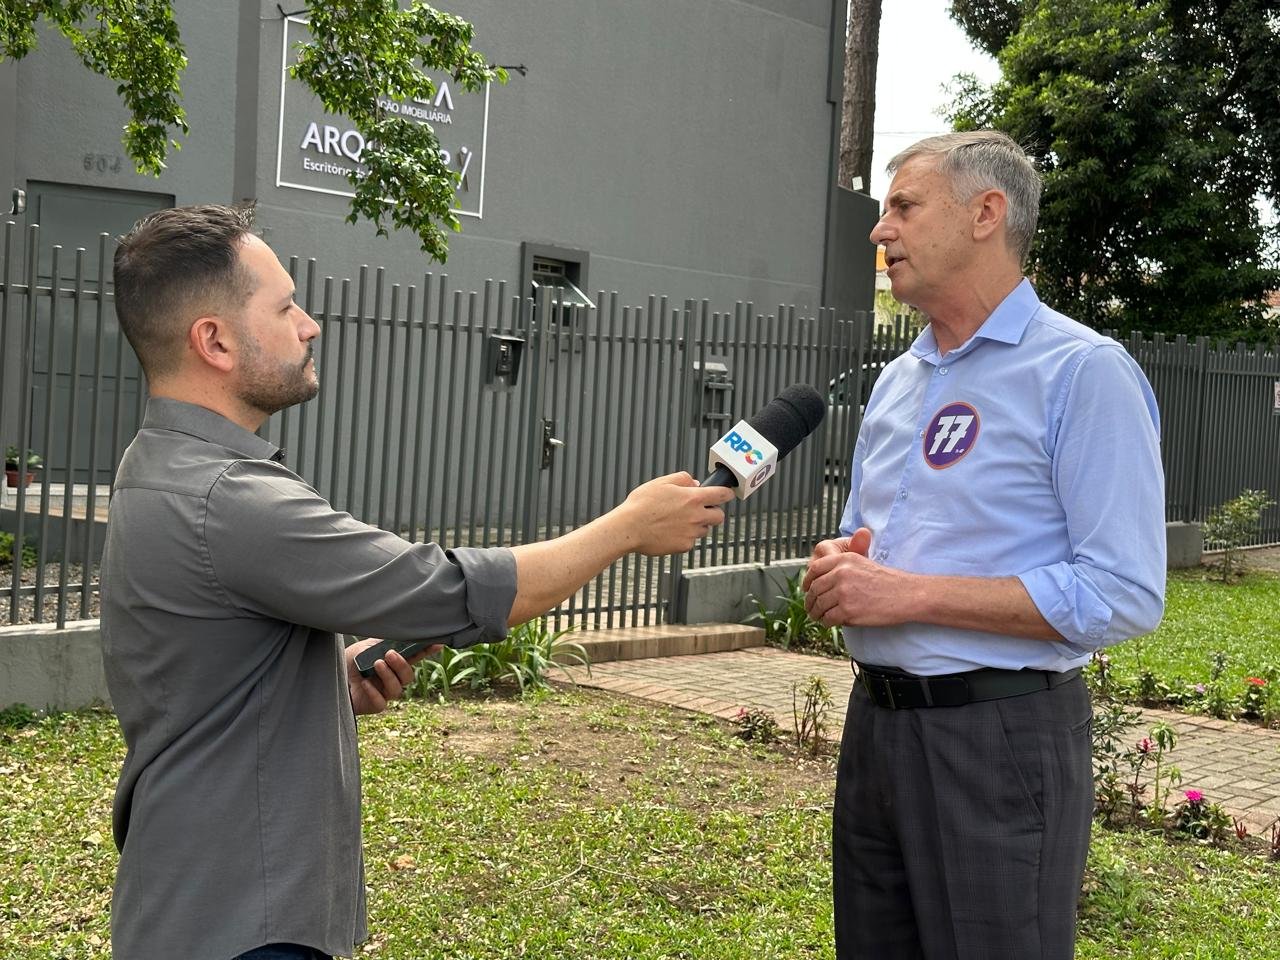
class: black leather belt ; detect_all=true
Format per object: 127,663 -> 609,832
855,661 -> 1081,710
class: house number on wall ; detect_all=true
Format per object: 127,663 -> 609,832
83,153 -> 123,174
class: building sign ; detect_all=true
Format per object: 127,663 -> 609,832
275,16 -> 490,218
1274,380 -> 1280,416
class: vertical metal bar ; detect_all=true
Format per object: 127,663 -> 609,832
345,266 -> 368,514
739,304 -> 761,565
598,293 -> 622,627
0,222 -> 12,624
1189,336 -> 1209,520
781,305 -> 798,556
493,291 -> 522,552
376,282 -> 399,531
296,259 -> 317,477
394,284 -> 416,537
665,300 -> 695,620
8,225 -> 40,622
33,245 -> 64,621
556,304 -> 585,627
727,301 -> 745,567
575,295 -> 605,622
57,249 -> 88,627
546,302 -> 568,629
621,303 -> 644,625
361,268 -> 386,525
761,310 -> 781,567
330,279 -> 351,510
632,300 -> 655,627
408,273 -> 434,544
275,256 -> 299,452
440,289 -> 464,544
80,235 -> 110,619
313,277 -> 334,500
480,281 -> 506,549
704,309 -> 725,568
651,296 -> 676,624
452,291 -> 478,546
519,288 -> 550,547
691,301 -> 710,571
107,288 -> 126,497
470,281 -> 493,549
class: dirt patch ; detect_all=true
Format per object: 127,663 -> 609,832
370,687 -> 836,815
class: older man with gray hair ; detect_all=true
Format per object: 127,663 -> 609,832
804,130 -> 1166,958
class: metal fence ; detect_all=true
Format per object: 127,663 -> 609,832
2,223 -> 1279,628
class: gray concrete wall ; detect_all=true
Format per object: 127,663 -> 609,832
0,620 -> 109,712
6,1 -> 841,312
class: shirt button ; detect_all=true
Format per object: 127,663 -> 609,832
939,366 -> 949,376
899,490 -> 908,500
918,429 -> 925,438
876,550 -> 888,561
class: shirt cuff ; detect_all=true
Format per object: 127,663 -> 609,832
446,546 -> 517,642
1018,563 -> 1113,652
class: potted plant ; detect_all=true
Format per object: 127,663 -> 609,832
4,445 -> 42,488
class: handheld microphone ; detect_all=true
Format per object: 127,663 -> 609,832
704,384 -> 826,499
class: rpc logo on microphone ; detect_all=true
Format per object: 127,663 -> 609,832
723,430 -> 767,465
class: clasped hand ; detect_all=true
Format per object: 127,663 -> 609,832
802,527 -> 907,628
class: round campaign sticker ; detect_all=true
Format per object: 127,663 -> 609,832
922,401 -> 980,469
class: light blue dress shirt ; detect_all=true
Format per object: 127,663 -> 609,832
840,278 -> 1166,674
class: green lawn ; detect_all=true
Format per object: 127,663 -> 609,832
3,692 -> 1280,959
1105,569 -> 1280,689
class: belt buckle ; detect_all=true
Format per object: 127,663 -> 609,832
865,672 -> 898,709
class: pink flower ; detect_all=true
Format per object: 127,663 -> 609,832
1137,737 -> 1153,754
1247,677 -> 1267,687
1184,789 -> 1204,804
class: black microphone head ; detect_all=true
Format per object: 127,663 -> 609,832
747,384 -> 826,460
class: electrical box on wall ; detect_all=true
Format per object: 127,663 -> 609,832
484,334 -> 525,387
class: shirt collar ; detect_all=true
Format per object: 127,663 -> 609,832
908,278 -> 1040,363
142,397 -> 284,462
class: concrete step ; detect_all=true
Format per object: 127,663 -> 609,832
573,623 -> 765,663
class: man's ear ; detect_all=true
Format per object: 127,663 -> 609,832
972,189 -> 1007,243
188,315 -> 237,373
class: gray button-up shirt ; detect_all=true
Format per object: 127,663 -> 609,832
101,398 -> 516,960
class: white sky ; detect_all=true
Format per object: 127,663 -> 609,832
868,0 -> 1000,203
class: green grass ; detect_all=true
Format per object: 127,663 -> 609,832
1106,569 -> 1280,687
3,692 -> 1279,959
1078,828 -> 1280,959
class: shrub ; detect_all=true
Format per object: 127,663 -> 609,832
748,572 -> 843,657
732,706 -> 781,743
0,531 -> 39,569
407,618 -> 590,699
1203,489 -> 1276,581
792,675 -> 833,756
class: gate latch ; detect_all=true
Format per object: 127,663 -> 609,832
541,419 -> 565,469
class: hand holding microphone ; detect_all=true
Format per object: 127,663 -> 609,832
358,384 -> 828,676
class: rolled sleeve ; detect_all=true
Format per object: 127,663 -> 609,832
1020,345 -> 1167,652
1018,563 -> 1112,652
446,546 -> 517,640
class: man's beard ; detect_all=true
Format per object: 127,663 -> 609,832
237,341 -> 319,416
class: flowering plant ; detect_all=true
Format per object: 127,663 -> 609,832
1173,788 -> 1232,842
1241,676 -> 1271,720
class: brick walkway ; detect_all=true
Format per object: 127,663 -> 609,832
580,646 -> 1280,833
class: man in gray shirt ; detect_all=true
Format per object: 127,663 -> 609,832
101,204 -> 733,960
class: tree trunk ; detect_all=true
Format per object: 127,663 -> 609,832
839,0 -> 883,192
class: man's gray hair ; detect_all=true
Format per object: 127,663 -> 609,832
888,130 -> 1042,264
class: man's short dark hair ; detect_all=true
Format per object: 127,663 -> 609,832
113,204 -> 258,379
